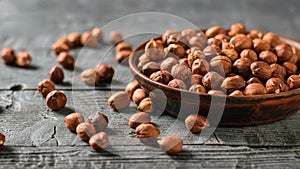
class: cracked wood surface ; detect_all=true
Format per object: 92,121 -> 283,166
1,0 -> 300,168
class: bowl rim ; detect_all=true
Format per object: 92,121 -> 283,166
129,35 -> 300,100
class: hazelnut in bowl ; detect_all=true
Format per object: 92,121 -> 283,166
129,24 -> 300,126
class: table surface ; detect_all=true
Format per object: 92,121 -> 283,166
1,0 -> 300,168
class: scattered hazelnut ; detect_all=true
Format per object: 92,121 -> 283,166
136,123 -> 160,142
142,62 -> 160,76
108,91 -> 130,110
49,66 -> 64,84
115,50 -> 132,64
287,75 -> 300,89
57,52 -> 75,69
80,68 -> 100,85
168,79 -> 187,90
192,58 -> 210,75
109,31 -> 123,44
132,88 -> 147,104
205,26 -> 226,38
171,64 -> 192,82
67,32 -> 81,48
76,122 -> 96,142
46,90 -> 67,110
263,32 -> 282,48
0,132 -> 5,147
239,49 -> 258,62
64,113 -> 85,132
160,57 -> 178,72
80,32 -> 98,48
128,112 -> 151,128
37,79 -> 55,97
207,90 -> 226,95
266,78 -> 288,94
95,64 -> 114,82
270,63 -> 287,81
157,136 -> 183,154
244,83 -> 267,95
167,44 -> 185,58
258,51 -> 277,64
89,132 -> 109,151
283,61 -> 297,75
145,39 -> 165,60
137,98 -> 153,113
229,90 -> 244,96
16,51 -> 32,67
202,71 -> 225,90
1,48 -> 16,65
52,41 -> 69,54
250,61 -> 272,81
189,84 -> 206,93
91,27 -> 104,41
210,55 -> 232,75
253,39 -> 271,53
125,80 -> 140,99
116,42 -> 132,53
185,114 -> 209,134
88,112 -> 109,132
221,75 -> 246,91
275,44 -> 293,62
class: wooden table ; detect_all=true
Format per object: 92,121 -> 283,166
1,0 -> 300,168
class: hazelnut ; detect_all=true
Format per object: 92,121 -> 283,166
215,33 -> 230,42
207,38 -> 222,47
109,31 -> 123,44
221,41 -> 235,50
145,39 -> 165,60
283,61 -> 297,75
210,55 -> 232,75
240,49 -> 258,62
0,133 -> 5,147
80,68 -> 100,85
88,112 -> 109,132
253,39 -> 271,53
230,34 -> 252,52
247,30 -> 263,39
132,88 -> 147,104
89,132 -> 109,151
125,80 -> 140,99
181,29 -> 198,40
187,47 -> 205,67
266,78 -> 288,94
203,45 -> 218,60
128,112 -> 151,128
221,75 -> 246,91
76,122 -> 96,142
229,90 -> 244,96
185,114 -> 209,134
91,27 -> 104,41
205,26 -> 226,38
150,70 -> 173,85
228,23 -> 247,36
202,71 -> 225,90
192,58 -> 210,75
16,51 -> 32,67
55,36 -> 71,47
167,44 -> 185,58
275,44 -> 293,62
95,64 -> 114,82
166,32 -> 187,46
258,51 -> 277,64
67,32 -> 81,48
247,77 -> 261,84
270,63 -> 287,81
287,75 -> 300,89
142,62 -> 160,76
160,57 -> 178,72
188,36 -> 207,50
244,83 -> 267,95
52,42 -> 69,54
191,74 -> 203,85
57,52 -> 75,69
80,32 -> 98,48
233,58 -> 252,78
263,32 -> 282,48
116,42 -> 132,53
189,84 -> 206,93
46,90 -> 67,110
171,64 -> 192,82
250,61 -> 272,81
137,97 -> 153,113
162,29 -> 177,44
222,49 -> 239,62
168,79 -> 187,90
49,66 -> 64,84
178,58 -> 189,66
136,123 -> 160,142
115,50 -> 132,64
108,91 -> 130,110
207,90 -> 226,95
37,79 -> 55,97
292,47 -> 300,63
64,113 -> 85,132
138,57 -> 150,70
288,53 -> 298,64
157,136 -> 183,154
1,48 -> 16,65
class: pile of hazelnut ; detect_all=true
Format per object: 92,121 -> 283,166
138,23 -> 300,96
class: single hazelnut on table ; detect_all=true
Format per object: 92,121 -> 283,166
202,71 -> 225,90
167,44 -> 185,58
91,27 -> 104,41
262,32 -> 282,48
230,34 -> 252,52
157,136 -> 183,154
229,90 -> 244,96
160,57 -> 178,72
239,49 -> 258,63
89,132 -> 109,151
266,78 -> 288,94
250,61 -> 272,81
207,90 -> 226,95
16,51 -> 32,67
171,64 -> 192,82
222,49 -> 238,62
187,47 -> 205,67
136,123 -> 160,142
67,32 -> 81,48
49,66 -> 64,84
210,55 -> 232,75
221,75 -> 246,92
244,83 -> 267,96
76,122 -> 96,142
80,68 -> 100,85
57,52 -> 75,69
88,112 -> 109,132
132,88 -> 147,105
192,58 -> 210,75
46,90 -> 67,110
283,61 -> 297,75
189,84 -> 206,93
109,31 -> 123,44
142,62 -> 160,77
191,74 -> 203,85
274,44 -> 294,62
228,23 -> 247,36
287,75 -> 300,90
168,79 -> 187,90
125,80 -> 140,99
137,98 -> 153,113
232,58 -> 252,78
205,25 -> 226,38
0,132 -> 5,147
185,114 -> 209,134
258,51 -> 277,64
52,41 -> 69,55
37,79 -> 55,97
95,64 -> 114,82
128,112 -> 151,128
108,91 -> 130,110
115,50 -> 132,64
1,48 -> 16,65
116,42 -> 132,53
270,63 -> 287,81
253,39 -> 271,53
80,32 -> 98,48
145,39 -> 165,60
64,112 -> 85,132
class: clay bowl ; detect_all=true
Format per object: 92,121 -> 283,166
129,36 -> 300,126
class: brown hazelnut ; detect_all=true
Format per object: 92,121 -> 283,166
88,112 -> 109,132
168,79 -> 187,90
205,26 -> 226,38
215,33 -> 230,42
145,39 -> 165,60
210,55 -> 232,75
115,50 -> 132,64
1,48 -> 16,65
187,47 -> 205,67
222,49 -> 238,62
207,38 -> 222,47
229,90 -> 244,96
0,132 -> 5,147
136,123 -> 160,142
258,51 -> 277,64
253,39 -> 271,53
287,75 -> 300,89
142,62 -> 160,76
292,47 -> 300,63
288,53 -> 298,64
247,77 -> 261,84
116,42 -> 132,53
109,31 -> 123,44
171,64 -> 192,82
80,32 -> 98,48
16,51 -> 32,67
178,58 -> 189,66
189,84 -> 206,93
247,30 -> 263,39
80,68 -> 100,85
37,79 -> 55,97
203,46 -> 218,60
138,57 -> 150,70
57,52 -> 75,69
275,44 -> 293,62
125,80 -> 140,99
160,57 -> 178,72
188,36 -> 207,50
283,61 -> 297,75
266,78 -> 288,94
270,63 -> 287,81
240,49 -> 258,62
191,74 -> 203,85
49,66 -> 64,84
185,114 -> 209,134
95,64 -> 114,82
230,34 -> 252,52
91,27 -> 104,41
221,41 -> 235,50
207,90 -> 226,95
64,113 -> 85,132
167,44 -> 185,58
89,132 -> 109,151
228,23 -> 247,36
137,97 -> 153,113
192,58 -> 210,75
150,70 -> 173,85
46,90 -> 67,110
244,83 -> 267,95
233,58 -> 252,78
202,71 -> 225,90
263,32 -> 282,48
128,112 -> 151,128
157,136 -> 183,154
181,29 -> 198,40
162,29 -> 177,44
250,61 -> 272,81
132,88 -> 147,104
108,91 -> 130,110
221,75 -> 246,91
67,32 -> 81,48
52,41 -> 69,55
76,122 -> 96,142
166,32 -> 187,46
